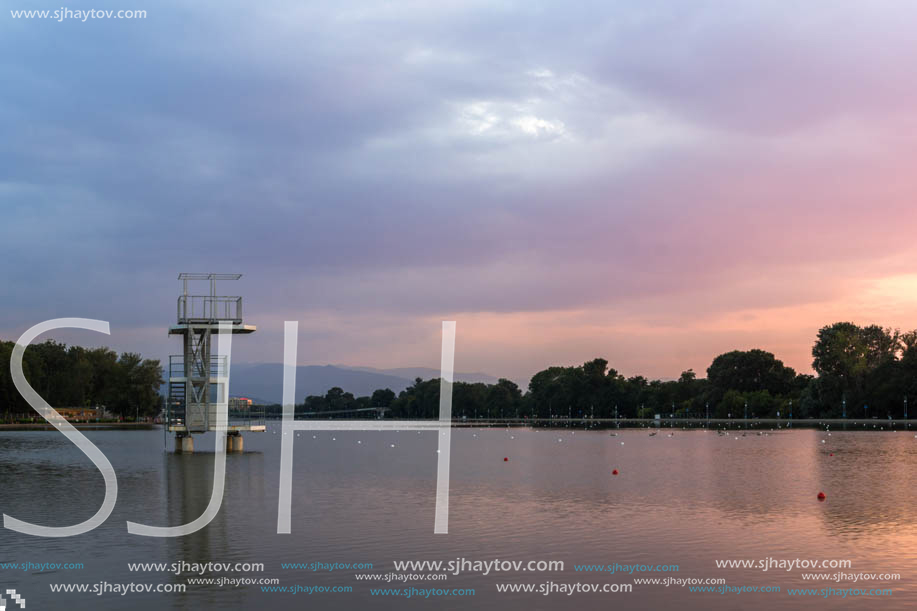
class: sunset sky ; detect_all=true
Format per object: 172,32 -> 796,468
4,1 -> 917,386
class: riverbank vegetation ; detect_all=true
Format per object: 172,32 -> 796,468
283,322 -> 917,421
3,321 -> 916,422
0,340 -> 163,422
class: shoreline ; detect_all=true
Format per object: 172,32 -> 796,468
2,418 -> 910,431
0,422 -> 156,431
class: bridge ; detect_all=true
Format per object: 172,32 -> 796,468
295,407 -> 390,418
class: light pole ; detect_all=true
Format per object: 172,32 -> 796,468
905,396 -> 908,420
842,395 -> 846,419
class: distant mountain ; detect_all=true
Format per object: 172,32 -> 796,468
336,366 -> 499,385
224,364 -> 498,405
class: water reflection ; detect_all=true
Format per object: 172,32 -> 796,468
1,428 -> 917,609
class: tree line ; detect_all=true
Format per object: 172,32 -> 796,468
0,340 -> 164,422
4,321 -> 917,423
283,322 -> 917,421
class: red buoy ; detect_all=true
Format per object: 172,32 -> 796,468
817,492 -> 826,501
829,453 -> 834,456
612,469 -> 619,475
503,457 -> 508,462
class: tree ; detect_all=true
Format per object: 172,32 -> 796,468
0,340 -> 161,422
812,322 -> 900,412
707,349 -> 796,397
528,366 -> 571,420
717,390 -> 744,419
487,378 -> 522,418
371,388 -> 395,407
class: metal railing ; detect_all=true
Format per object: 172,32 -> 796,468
177,295 -> 243,323
169,355 -> 229,378
164,396 -> 266,430
228,403 -> 266,428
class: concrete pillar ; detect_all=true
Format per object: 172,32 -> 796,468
176,434 -> 193,453
227,433 -> 243,453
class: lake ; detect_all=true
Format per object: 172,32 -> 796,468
1,425 -> 914,609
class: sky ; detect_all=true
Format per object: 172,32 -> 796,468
3,0 -> 917,387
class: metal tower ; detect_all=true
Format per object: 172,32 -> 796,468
166,273 -> 264,452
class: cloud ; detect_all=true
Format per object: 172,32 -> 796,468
3,1 -> 917,384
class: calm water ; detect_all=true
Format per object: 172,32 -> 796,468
1,426 -> 915,609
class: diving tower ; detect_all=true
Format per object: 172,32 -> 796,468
165,273 -> 265,453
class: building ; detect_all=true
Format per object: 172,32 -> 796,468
229,397 -> 253,411
55,407 -> 100,422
